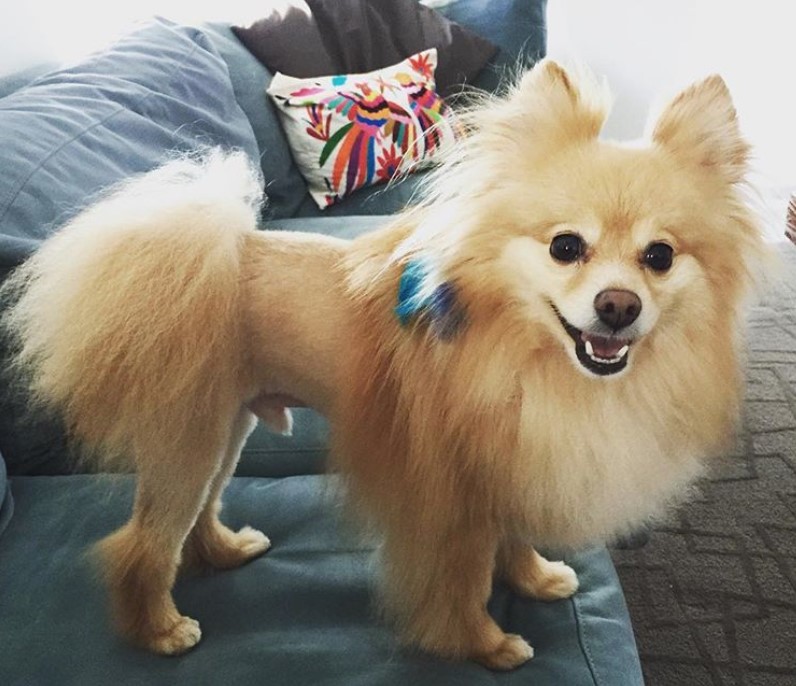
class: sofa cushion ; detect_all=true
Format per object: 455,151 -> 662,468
0,18 -> 261,475
0,473 -> 643,685
293,170 -> 425,217
267,49 -> 456,209
237,409 -> 328,477
0,18 -> 260,270
232,0 -> 497,97
0,62 -> 59,101
202,23 -> 311,219
266,212 -> 394,238
438,0 -> 548,93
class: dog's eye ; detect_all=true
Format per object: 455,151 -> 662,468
550,233 -> 584,263
643,242 -> 674,272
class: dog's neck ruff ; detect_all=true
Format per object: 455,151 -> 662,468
395,258 -> 465,340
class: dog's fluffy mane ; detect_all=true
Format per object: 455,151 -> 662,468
334,62 -> 765,559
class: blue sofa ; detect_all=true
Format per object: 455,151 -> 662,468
0,3 -> 644,684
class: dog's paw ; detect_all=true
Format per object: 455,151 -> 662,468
473,634 -> 534,671
148,616 -> 202,655
516,559 -> 579,601
531,560 -> 579,601
233,526 -> 272,560
187,525 -> 271,571
211,526 -> 271,570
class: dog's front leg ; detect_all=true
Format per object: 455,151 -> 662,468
381,522 -> 534,670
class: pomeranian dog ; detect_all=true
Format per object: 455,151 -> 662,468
1,60 -> 764,669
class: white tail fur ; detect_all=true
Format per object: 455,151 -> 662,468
1,150 -> 263,469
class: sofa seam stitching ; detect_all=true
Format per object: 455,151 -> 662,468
569,562 -> 602,686
0,105 -> 127,230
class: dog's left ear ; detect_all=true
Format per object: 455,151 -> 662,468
652,75 -> 749,183
514,59 -> 608,142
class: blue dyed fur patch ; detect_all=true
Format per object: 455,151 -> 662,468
395,258 -> 465,340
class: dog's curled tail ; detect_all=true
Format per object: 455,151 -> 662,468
1,150 -> 262,470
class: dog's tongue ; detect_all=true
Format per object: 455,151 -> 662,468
582,333 -> 627,359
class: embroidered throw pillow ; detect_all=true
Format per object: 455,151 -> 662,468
267,49 -> 456,209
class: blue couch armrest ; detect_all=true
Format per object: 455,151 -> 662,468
0,18 -> 261,475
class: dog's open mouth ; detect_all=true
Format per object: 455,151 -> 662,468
553,309 -> 632,376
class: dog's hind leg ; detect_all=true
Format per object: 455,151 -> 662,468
95,407 -> 241,655
183,409 -> 272,571
497,541 -> 579,601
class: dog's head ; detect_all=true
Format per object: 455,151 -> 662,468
415,60 -> 764,379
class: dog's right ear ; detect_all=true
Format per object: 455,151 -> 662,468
512,59 -> 610,143
651,75 -> 749,183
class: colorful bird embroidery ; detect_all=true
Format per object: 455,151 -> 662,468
278,59 -> 454,203
376,144 -> 402,182
409,52 -> 435,81
304,104 -> 332,142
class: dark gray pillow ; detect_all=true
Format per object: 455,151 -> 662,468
232,0 -> 498,96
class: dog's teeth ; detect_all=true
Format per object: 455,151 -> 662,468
584,340 -> 630,365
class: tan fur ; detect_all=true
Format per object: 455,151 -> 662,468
0,61 -> 766,668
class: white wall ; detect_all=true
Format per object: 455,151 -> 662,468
0,1 -> 268,75
547,0 -> 794,239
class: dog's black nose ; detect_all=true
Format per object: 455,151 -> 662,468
594,289 -> 642,331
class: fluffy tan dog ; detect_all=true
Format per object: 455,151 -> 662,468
2,60 -> 764,669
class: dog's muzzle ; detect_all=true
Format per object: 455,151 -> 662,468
551,296 -> 640,376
